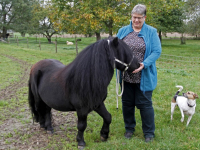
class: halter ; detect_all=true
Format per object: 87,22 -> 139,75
107,40 -> 133,71
107,39 -> 133,109
114,57 -> 133,71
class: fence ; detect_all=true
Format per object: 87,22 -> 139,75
1,35 -> 91,54
157,53 -> 200,77
2,36 -> 200,77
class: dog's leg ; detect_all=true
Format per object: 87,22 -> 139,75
186,115 -> 193,126
179,108 -> 185,122
171,103 -> 176,120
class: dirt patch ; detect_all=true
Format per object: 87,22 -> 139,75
0,55 -> 77,150
0,54 -> 30,101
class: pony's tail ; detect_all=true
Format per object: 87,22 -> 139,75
28,79 -> 39,123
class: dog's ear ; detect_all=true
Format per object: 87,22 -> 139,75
194,93 -> 199,99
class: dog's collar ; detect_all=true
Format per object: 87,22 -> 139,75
187,102 -> 196,107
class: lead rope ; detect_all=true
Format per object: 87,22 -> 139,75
116,69 -> 124,109
107,39 -> 125,109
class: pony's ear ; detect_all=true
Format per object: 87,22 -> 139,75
108,35 -> 112,39
113,37 -> 119,46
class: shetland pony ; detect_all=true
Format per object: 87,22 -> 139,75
28,37 -> 139,149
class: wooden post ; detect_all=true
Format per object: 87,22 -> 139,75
36,36 -> 37,42
27,37 -> 29,48
75,38 -> 81,56
55,36 -> 57,53
39,38 -> 41,50
7,36 -> 9,44
17,37 -> 19,46
75,36 -> 78,55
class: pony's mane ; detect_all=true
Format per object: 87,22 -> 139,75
65,37 -> 135,110
65,38 -> 115,109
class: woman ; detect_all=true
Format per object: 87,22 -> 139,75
116,4 -> 161,142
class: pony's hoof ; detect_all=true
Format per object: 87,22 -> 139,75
47,130 -> 54,134
40,127 -> 46,131
100,136 -> 107,142
78,145 -> 85,150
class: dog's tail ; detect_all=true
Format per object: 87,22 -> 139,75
173,85 -> 183,100
176,85 -> 183,93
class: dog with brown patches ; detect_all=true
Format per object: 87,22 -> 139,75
171,85 -> 199,126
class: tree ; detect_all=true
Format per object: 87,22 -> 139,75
177,22 -> 187,44
186,17 -> 200,38
147,0 -> 185,41
13,0 -> 35,37
51,0 -> 186,41
51,0 -> 140,41
185,0 -> 200,38
0,0 -> 33,38
29,0 -> 58,43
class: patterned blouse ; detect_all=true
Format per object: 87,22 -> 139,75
122,31 -> 146,83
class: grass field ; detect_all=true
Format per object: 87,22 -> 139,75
0,37 -> 200,149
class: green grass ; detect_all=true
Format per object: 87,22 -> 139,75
0,38 -> 200,149
0,55 -> 21,90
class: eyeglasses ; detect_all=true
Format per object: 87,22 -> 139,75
132,16 -> 144,20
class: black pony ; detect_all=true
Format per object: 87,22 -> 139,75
28,37 -> 139,149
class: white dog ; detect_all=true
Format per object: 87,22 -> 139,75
171,85 -> 199,126
66,41 -> 73,45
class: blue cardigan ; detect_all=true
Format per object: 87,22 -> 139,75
117,21 -> 162,91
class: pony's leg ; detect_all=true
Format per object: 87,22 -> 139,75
44,106 -> 53,133
76,110 -> 88,149
39,115 -> 45,130
36,100 -> 53,133
35,99 -> 46,129
94,102 -> 111,141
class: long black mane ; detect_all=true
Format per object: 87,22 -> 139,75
64,37 -> 136,110
65,38 -> 114,109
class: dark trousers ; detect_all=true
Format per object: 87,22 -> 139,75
122,81 -> 155,138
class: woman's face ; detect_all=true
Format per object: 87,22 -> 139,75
131,13 -> 146,30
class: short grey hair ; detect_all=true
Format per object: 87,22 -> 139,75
131,4 -> 146,16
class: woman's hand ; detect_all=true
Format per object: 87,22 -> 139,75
132,63 -> 144,73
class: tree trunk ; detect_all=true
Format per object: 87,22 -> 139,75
95,32 -> 101,41
47,37 -> 51,44
159,30 -> 162,42
21,32 -> 26,37
89,33 -> 93,37
2,13 -> 7,39
180,33 -> 186,44
104,18 -> 113,37
109,28 -> 113,37
2,26 -> 7,39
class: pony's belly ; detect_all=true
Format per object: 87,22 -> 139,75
43,98 -> 75,111
39,92 -> 75,111
38,76 -> 76,111
52,106 -> 76,112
